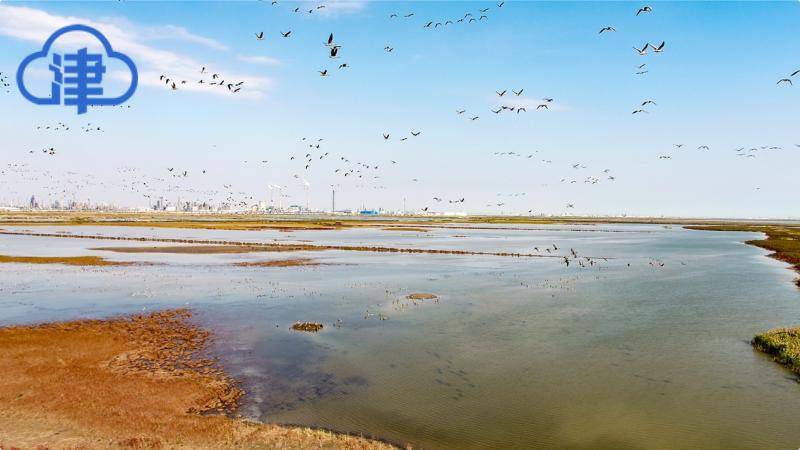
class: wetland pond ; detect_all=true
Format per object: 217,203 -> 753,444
1,223 -> 799,448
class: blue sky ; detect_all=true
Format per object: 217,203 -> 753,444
0,1 -> 798,218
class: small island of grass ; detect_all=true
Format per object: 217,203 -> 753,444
752,327 -> 800,377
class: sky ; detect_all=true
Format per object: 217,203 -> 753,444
0,1 -> 798,218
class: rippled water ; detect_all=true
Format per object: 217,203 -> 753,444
1,224 -> 799,448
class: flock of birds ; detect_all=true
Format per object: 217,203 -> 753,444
158,68 -> 246,93
2,3 -> 798,213
0,71 -> 12,94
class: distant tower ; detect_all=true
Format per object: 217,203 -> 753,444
303,180 -> 310,211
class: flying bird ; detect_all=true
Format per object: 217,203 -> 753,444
636,5 -> 652,16
649,41 -> 665,53
599,26 -> 616,34
633,44 -> 648,55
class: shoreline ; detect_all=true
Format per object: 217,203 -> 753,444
0,309 -> 396,449
686,225 -> 800,288
687,225 -> 800,377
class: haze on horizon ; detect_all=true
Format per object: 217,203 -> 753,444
0,1 -> 798,219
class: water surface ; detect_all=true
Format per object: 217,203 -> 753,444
1,224 -> 798,448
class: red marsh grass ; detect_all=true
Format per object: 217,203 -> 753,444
0,309 -> 395,449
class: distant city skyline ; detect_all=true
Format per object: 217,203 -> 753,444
1,2 -> 799,218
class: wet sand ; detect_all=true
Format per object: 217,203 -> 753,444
0,309 -> 394,449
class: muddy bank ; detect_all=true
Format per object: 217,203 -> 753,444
0,309 -> 394,449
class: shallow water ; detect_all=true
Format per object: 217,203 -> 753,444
1,224 -> 799,448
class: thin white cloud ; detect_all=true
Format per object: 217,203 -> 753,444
0,4 -> 271,99
146,25 -> 229,51
301,0 -> 368,16
238,54 -> 282,66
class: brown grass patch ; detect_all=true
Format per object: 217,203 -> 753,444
0,254 -> 131,266
406,293 -> 438,300
0,310 -> 394,449
235,258 -> 320,267
291,322 -> 325,332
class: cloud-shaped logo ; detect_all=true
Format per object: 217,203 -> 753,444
16,24 -> 137,114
